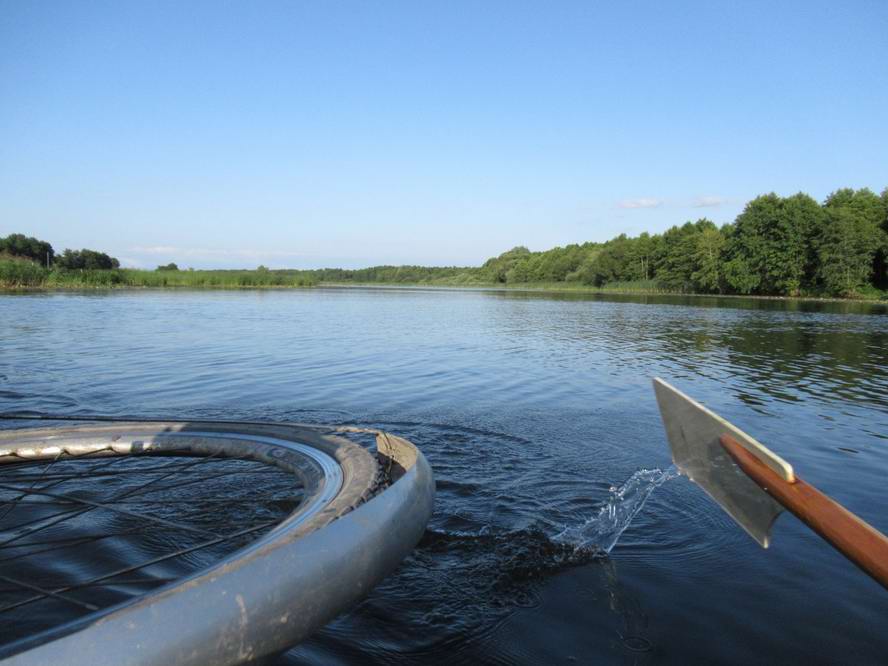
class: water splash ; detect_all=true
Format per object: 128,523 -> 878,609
332,466 -> 680,640
553,466 -> 679,554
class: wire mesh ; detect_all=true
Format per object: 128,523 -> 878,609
0,449 -> 305,648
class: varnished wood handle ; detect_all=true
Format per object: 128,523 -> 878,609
720,434 -> 888,591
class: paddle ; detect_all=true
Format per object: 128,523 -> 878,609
653,377 -> 888,591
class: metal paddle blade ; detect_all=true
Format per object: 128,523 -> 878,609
653,378 -> 794,548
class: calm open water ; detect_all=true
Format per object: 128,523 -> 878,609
1,287 -> 886,664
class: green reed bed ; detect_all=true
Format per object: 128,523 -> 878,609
116,269 -> 316,288
0,260 -> 316,289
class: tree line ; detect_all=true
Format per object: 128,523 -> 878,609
473,187 -> 888,297
307,265 -> 469,284
3,186 -> 886,297
0,234 -> 119,270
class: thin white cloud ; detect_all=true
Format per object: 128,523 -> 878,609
693,195 -> 727,208
618,198 -> 663,209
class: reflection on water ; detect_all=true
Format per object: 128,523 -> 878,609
1,288 -> 886,664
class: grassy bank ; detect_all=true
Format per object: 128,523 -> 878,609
4,257 -> 885,302
321,278 -> 667,292
319,278 -> 888,303
0,259 -> 316,289
316,266 -> 888,301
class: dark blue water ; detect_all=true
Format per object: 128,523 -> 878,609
1,287 -> 886,664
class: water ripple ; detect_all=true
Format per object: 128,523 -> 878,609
2,289 -> 887,664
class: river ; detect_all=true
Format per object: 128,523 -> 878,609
1,287 -> 886,664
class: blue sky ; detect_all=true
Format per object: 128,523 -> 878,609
2,1 -> 887,269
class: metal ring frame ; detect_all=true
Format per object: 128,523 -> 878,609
0,421 -> 435,666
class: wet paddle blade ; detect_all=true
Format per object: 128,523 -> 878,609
653,378 -> 793,548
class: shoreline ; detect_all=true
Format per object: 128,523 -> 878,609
0,284 -> 314,292
3,281 -> 886,306
316,282 -> 888,306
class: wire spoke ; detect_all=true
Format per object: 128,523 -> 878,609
3,466 -> 279,482
0,444 -> 305,640
0,521 -> 276,615
0,483 -> 221,538
0,452 -> 140,513
0,452 -> 228,548
0,574 -> 99,612
0,489 -> 302,564
0,577 -> 176,594
0,492 -> 302,508
0,452 -> 64,523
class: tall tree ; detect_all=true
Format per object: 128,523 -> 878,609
481,246 -> 531,283
878,188 -> 888,289
783,192 -> 826,290
817,207 -> 882,296
725,193 -> 817,296
0,233 -> 55,265
56,249 -> 120,270
691,225 -> 726,293
820,188 -> 885,294
656,221 -> 717,291
628,232 -> 654,281
824,188 -> 884,225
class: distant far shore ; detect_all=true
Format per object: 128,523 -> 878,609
316,281 -> 888,306
5,184 -> 888,301
0,263 -> 316,290
3,277 -> 886,307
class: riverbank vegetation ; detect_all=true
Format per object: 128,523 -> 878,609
2,187 -> 886,298
315,187 -> 888,299
0,234 -> 316,288
0,256 -> 315,289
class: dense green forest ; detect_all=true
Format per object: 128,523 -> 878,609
2,187 -> 886,297
311,187 -> 888,298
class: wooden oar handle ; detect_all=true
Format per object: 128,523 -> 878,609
720,434 -> 888,591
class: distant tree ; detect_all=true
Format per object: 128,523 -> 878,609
877,187 -> 888,289
691,225 -> 726,293
576,238 -> 614,286
56,249 -> 120,270
156,262 -> 179,271
648,219 -> 725,293
824,188 -> 884,226
505,258 -> 533,283
629,232 -> 654,281
882,187 -> 888,233
722,254 -> 758,294
0,233 -> 55,265
565,244 -> 601,282
821,188 -> 887,291
655,222 -> 700,291
583,246 -> 621,286
818,208 -> 881,296
533,245 -> 585,282
518,254 -> 546,282
784,192 -> 826,290
482,246 -> 532,283
818,189 -> 885,295
256,264 -> 269,272
725,193 -> 818,296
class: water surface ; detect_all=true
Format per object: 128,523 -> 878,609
1,287 -> 886,664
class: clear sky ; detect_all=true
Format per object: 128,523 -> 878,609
2,1 -> 887,269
